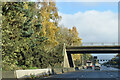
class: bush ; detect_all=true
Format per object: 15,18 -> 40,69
29,67 -> 38,69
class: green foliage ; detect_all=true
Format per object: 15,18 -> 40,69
25,73 -> 50,80
105,55 -> 120,66
30,74 -> 36,79
2,1 -> 82,71
2,2 -> 39,70
29,67 -> 38,69
74,59 -> 82,67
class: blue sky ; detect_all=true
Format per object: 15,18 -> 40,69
56,2 -> 118,57
56,2 -> 118,43
56,2 -> 118,14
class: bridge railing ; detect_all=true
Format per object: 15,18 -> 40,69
81,42 -> 120,46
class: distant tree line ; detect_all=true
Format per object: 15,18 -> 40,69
103,54 -> 120,69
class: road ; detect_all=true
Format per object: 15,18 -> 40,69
49,66 -> 120,80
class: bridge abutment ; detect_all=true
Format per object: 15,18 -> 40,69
63,43 -> 75,68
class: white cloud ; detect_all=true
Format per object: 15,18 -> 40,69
24,0 -> 119,2
59,10 -> 118,42
56,0 -> 119,2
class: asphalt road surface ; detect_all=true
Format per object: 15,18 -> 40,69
50,66 -> 120,79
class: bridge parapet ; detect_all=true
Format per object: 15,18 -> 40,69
81,42 -> 120,46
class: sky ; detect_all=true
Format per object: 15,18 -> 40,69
56,2 -> 118,58
56,0 -> 120,2
56,2 -> 118,43
97,54 -> 116,64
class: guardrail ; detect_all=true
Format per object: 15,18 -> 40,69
81,42 -> 120,46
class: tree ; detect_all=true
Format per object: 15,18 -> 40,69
2,2 -> 38,70
38,1 -> 60,46
2,1 -> 83,70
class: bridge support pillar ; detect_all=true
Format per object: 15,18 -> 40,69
63,50 -> 70,68
63,51 -> 74,68
63,43 -> 74,68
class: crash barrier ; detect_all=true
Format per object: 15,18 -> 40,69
2,68 -> 75,79
52,68 -> 75,74
2,71 -> 16,78
15,68 -> 52,78
2,68 -> 51,80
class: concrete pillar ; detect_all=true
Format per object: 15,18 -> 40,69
63,51 -> 70,68
63,43 -> 70,68
63,43 -> 75,68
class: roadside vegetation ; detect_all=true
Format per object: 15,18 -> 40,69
103,54 -> 120,69
2,1 -> 92,71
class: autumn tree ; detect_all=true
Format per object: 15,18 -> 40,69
2,1 -> 83,70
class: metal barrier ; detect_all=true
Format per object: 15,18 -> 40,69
81,42 -> 120,46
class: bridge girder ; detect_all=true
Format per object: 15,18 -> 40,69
63,45 -> 120,68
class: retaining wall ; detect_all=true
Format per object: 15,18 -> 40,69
2,68 -> 75,79
15,68 -> 51,78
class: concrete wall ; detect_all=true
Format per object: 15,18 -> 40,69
2,68 -> 75,79
52,68 -> 75,74
2,71 -> 16,78
15,68 -> 51,78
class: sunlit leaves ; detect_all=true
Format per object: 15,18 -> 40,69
2,1 -> 82,70
24,2 -> 28,9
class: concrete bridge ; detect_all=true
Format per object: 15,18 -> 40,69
63,42 -> 120,68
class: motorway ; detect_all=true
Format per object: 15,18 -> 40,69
49,66 -> 120,79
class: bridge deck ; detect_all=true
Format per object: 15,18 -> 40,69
66,45 -> 120,53
66,46 -> 120,49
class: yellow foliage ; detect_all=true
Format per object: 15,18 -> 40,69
72,54 -> 82,61
24,3 -> 28,9
39,1 -> 60,47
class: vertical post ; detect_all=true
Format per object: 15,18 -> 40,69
82,54 -> 84,66
82,53 -> 85,69
82,53 -> 85,66
84,53 -> 86,65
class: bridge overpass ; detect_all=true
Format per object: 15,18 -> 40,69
66,45 -> 120,53
63,42 -> 120,68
